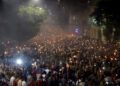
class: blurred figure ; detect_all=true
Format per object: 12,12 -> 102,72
10,74 -> 15,86
22,77 -> 27,86
17,77 -> 22,86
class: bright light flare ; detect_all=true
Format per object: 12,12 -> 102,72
34,0 -> 39,2
75,28 -> 79,33
16,59 -> 23,65
39,8 -> 42,10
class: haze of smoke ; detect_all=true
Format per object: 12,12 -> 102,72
0,0 -> 92,42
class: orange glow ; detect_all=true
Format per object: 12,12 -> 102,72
4,51 -> 8,55
111,58 -> 113,61
104,56 -> 107,59
66,63 -> 70,68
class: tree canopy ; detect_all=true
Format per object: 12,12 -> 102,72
0,0 -> 46,41
18,5 -> 46,24
91,0 -> 120,41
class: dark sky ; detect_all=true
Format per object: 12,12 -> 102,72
0,0 -> 91,42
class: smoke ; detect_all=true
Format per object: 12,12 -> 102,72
0,0 -> 41,41
0,0 -> 90,42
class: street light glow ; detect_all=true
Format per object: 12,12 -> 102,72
16,59 -> 23,65
34,0 -> 39,2
39,8 -> 42,10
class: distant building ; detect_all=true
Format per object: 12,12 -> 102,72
87,0 -> 106,41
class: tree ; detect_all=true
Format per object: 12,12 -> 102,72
91,0 -> 120,41
18,5 -> 46,25
0,0 -> 46,41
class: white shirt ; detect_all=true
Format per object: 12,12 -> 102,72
10,76 -> 15,86
22,81 -> 27,86
45,69 -> 50,74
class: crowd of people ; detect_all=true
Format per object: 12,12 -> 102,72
0,34 -> 120,86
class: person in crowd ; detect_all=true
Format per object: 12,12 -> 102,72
10,74 -> 15,86
17,77 -> 22,86
0,35 -> 120,86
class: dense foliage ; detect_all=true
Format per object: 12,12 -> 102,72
91,0 -> 120,41
18,5 -> 46,24
0,0 -> 46,41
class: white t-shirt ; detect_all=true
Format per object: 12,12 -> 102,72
22,81 -> 27,86
45,69 -> 50,74
10,76 -> 15,86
